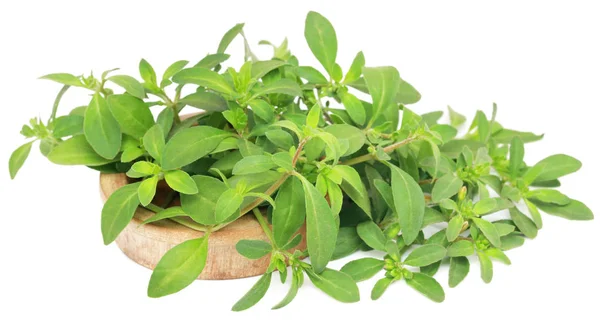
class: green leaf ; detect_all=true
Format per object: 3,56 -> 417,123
162,126 -> 232,170
363,66 -> 400,126
340,258 -> 384,282
173,67 -> 237,97
404,244 -> 447,267
47,135 -> 115,166
236,240 -> 272,259
232,155 -> 277,175
266,130 -> 293,150
107,75 -> 145,99
472,218 -> 501,247
156,107 -> 174,136
304,11 -> 337,76
139,59 -> 157,86
84,93 -> 121,159
532,199 -> 593,221
306,268 -> 360,303
492,129 -> 544,144
218,23 -> 244,54
296,66 -> 328,84
371,277 -> 393,300
530,154 -> 582,182
164,170 -> 198,194
448,256 -> 470,288
296,174 -> 337,273
161,60 -> 189,86
214,188 -> 243,223
325,124 -> 365,157
473,198 -> 513,215
232,272 -> 272,311
180,92 -> 228,112
101,183 -> 141,245
253,78 -> 302,97
272,177 -> 306,248
9,141 -> 33,179
251,60 -> 288,80
501,234 -> 526,250
343,51 -> 365,84
40,73 -> 83,87
332,227 -> 362,260
396,80 -> 421,105
271,152 -> 294,172
357,221 -> 387,251
272,269 -> 301,309
248,99 -> 275,123
509,136 -> 524,178
52,115 -> 84,138
446,216 -> 464,242
140,206 -> 188,225
485,248 -> 511,265
334,165 -> 371,217
509,208 -> 538,238
526,189 -> 570,205
447,240 -> 474,257
142,125 -> 165,161
477,251 -> 493,283
194,53 -> 231,69
107,94 -> 154,139
447,106 -> 466,127
341,91 -> 366,125
180,175 -> 228,225
406,272 -> 445,303
431,173 -> 463,203
148,235 -> 209,298
138,176 -> 158,206
390,165 -> 425,245
423,207 -> 446,227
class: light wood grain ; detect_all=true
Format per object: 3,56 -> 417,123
99,172 -> 306,280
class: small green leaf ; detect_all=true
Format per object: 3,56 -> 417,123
334,165 -> 371,217
248,99 -> 275,123
148,235 -> 209,298
180,92 -> 228,112
406,272 -> 445,303
447,106 -> 466,127
477,251 -> 493,283
101,183 -> 141,245
404,244 -> 447,267
357,221 -> 387,251
231,272 -> 272,311
180,175 -> 228,225
340,258 -> 384,282
363,66 -> 400,126
509,136 -> 524,178
140,206 -> 188,225
218,23 -> 244,54
9,141 -> 34,179
142,125 -> 165,161
272,269 -> 301,310
485,248 -> 511,265
271,152 -> 294,171
371,277 -> 393,300
530,154 -> 582,182
343,51 -> 365,84
325,124 -> 366,157
447,240 -> 474,257
306,103 -> 321,128
296,66 -> 328,84
446,216 -> 464,242
107,75 -> 145,99
509,208 -> 538,238
304,11 -> 337,76
232,155 -> 277,175
138,176 -> 158,206
52,115 -> 84,138
448,256 -> 470,288
236,240 -> 272,259
84,93 -> 121,159
214,189 -> 243,223
332,227 -> 362,260
162,126 -> 232,170
296,174 -> 337,273
341,91 -> 366,125
532,199 -> 593,221
40,73 -> 84,87
526,189 -> 570,206
253,79 -> 302,97
307,268 -> 359,303
390,164 -> 425,245
173,67 -> 238,97
431,173 -> 463,203
161,60 -> 189,86
266,130 -> 294,149
139,59 -> 157,87
472,218 -> 501,247
272,177 -> 306,248
47,135 -> 115,166
107,94 -> 154,139
164,170 -> 198,194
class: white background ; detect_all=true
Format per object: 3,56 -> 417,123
1,0 -> 599,324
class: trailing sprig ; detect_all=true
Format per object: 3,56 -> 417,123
9,11 -> 593,310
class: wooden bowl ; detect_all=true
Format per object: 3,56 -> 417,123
99,172 -> 307,280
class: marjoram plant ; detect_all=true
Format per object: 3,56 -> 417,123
8,11 -> 594,310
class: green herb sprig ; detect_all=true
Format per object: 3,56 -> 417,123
9,11 -> 593,310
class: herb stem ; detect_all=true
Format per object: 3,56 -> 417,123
253,208 -> 276,247
341,136 -> 419,166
